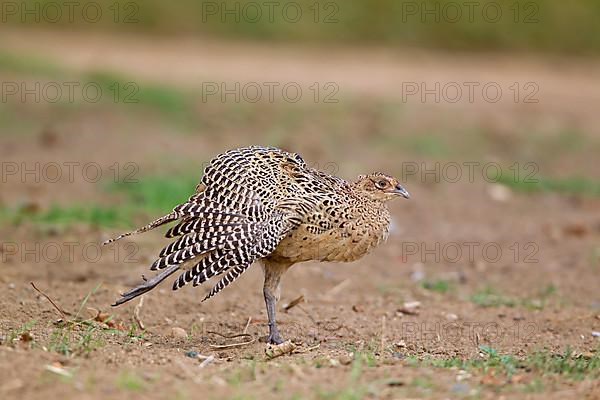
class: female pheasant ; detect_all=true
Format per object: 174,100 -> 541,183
104,146 -> 409,344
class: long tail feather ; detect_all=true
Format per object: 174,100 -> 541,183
112,264 -> 180,306
103,211 -> 178,245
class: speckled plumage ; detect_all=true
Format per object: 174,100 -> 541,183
105,146 -> 409,343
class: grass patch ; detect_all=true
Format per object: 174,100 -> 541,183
471,285 -> 557,310
527,348 -> 600,380
470,287 -> 517,308
524,130 -> 593,157
227,361 -> 258,386
316,354 -> 370,400
84,70 -> 194,119
3,320 -> 37,346
410,376 -> 435,390
424,346 -> 518,377
0,52 -> 63,77
421,279 -> 453,294
107,174 -> 199,214
116,371 -> 145,392
3,1 -> 600,55
418,346 -> 600,381
404,134 -> 448,157
524,284 -> 557,310
48,323 -> 104,357
48,283 -> 107,357
0,173 -> 201,228
11,203 -> 130,227
522,378 -> 545,393
2,284 -> 130,356
0,201 -> 135,229
497,174 -> 600,197
353,351 -> 378,369
0,51 -> 197,121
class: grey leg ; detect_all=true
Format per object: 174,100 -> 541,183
264,286 -> 284,344
262,261 -> 289,345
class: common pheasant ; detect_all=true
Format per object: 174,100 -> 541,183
104,146 -> 409,344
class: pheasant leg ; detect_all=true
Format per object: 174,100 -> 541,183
264,287 -> 284,344
262,261 -> 291,345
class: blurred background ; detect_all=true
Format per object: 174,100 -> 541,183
1,1 -> 600,398
1,0 -> 599,224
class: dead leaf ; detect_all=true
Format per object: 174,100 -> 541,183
563,223 -> 588,237
19,332 -> 34,343
265,340 -> 296,359
45,363 -> 72,378
352,305 -> 364,313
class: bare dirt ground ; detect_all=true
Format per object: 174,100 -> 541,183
1,30 -> 600,399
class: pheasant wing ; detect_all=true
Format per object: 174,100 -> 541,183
112,147 -> 308,306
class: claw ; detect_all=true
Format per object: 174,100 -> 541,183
268,331 -> 285,345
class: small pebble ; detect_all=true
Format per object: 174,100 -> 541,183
200,355 -> 215,368
339,354 -> 353,365
487,184 -> 511,202
445,313 -> 459,321
403,301 -> 421,310
529,299 -> 543,309
592,331 -> 600,338
170,327 -> 187,338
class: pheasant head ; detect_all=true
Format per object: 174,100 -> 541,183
353,172 -> 410,202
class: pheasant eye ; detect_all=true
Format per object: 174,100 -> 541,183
375,180 -> 388,189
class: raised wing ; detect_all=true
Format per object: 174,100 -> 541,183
110,146 -> 309,306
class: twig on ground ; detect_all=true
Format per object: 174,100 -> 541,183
207,331 -> 256,349
207,331 -> 253,339
243,317 -> 252,334
284,295 -> 305,312
133,296 -> 145,330
199,355 -> 215,368
293,343 -> 321,354
30,282 -> 72,318
208,338 -> 256,349
327,279 -> 351,297
45,364 -> 72,378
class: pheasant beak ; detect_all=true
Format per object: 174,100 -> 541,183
393,184 -> 410,199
